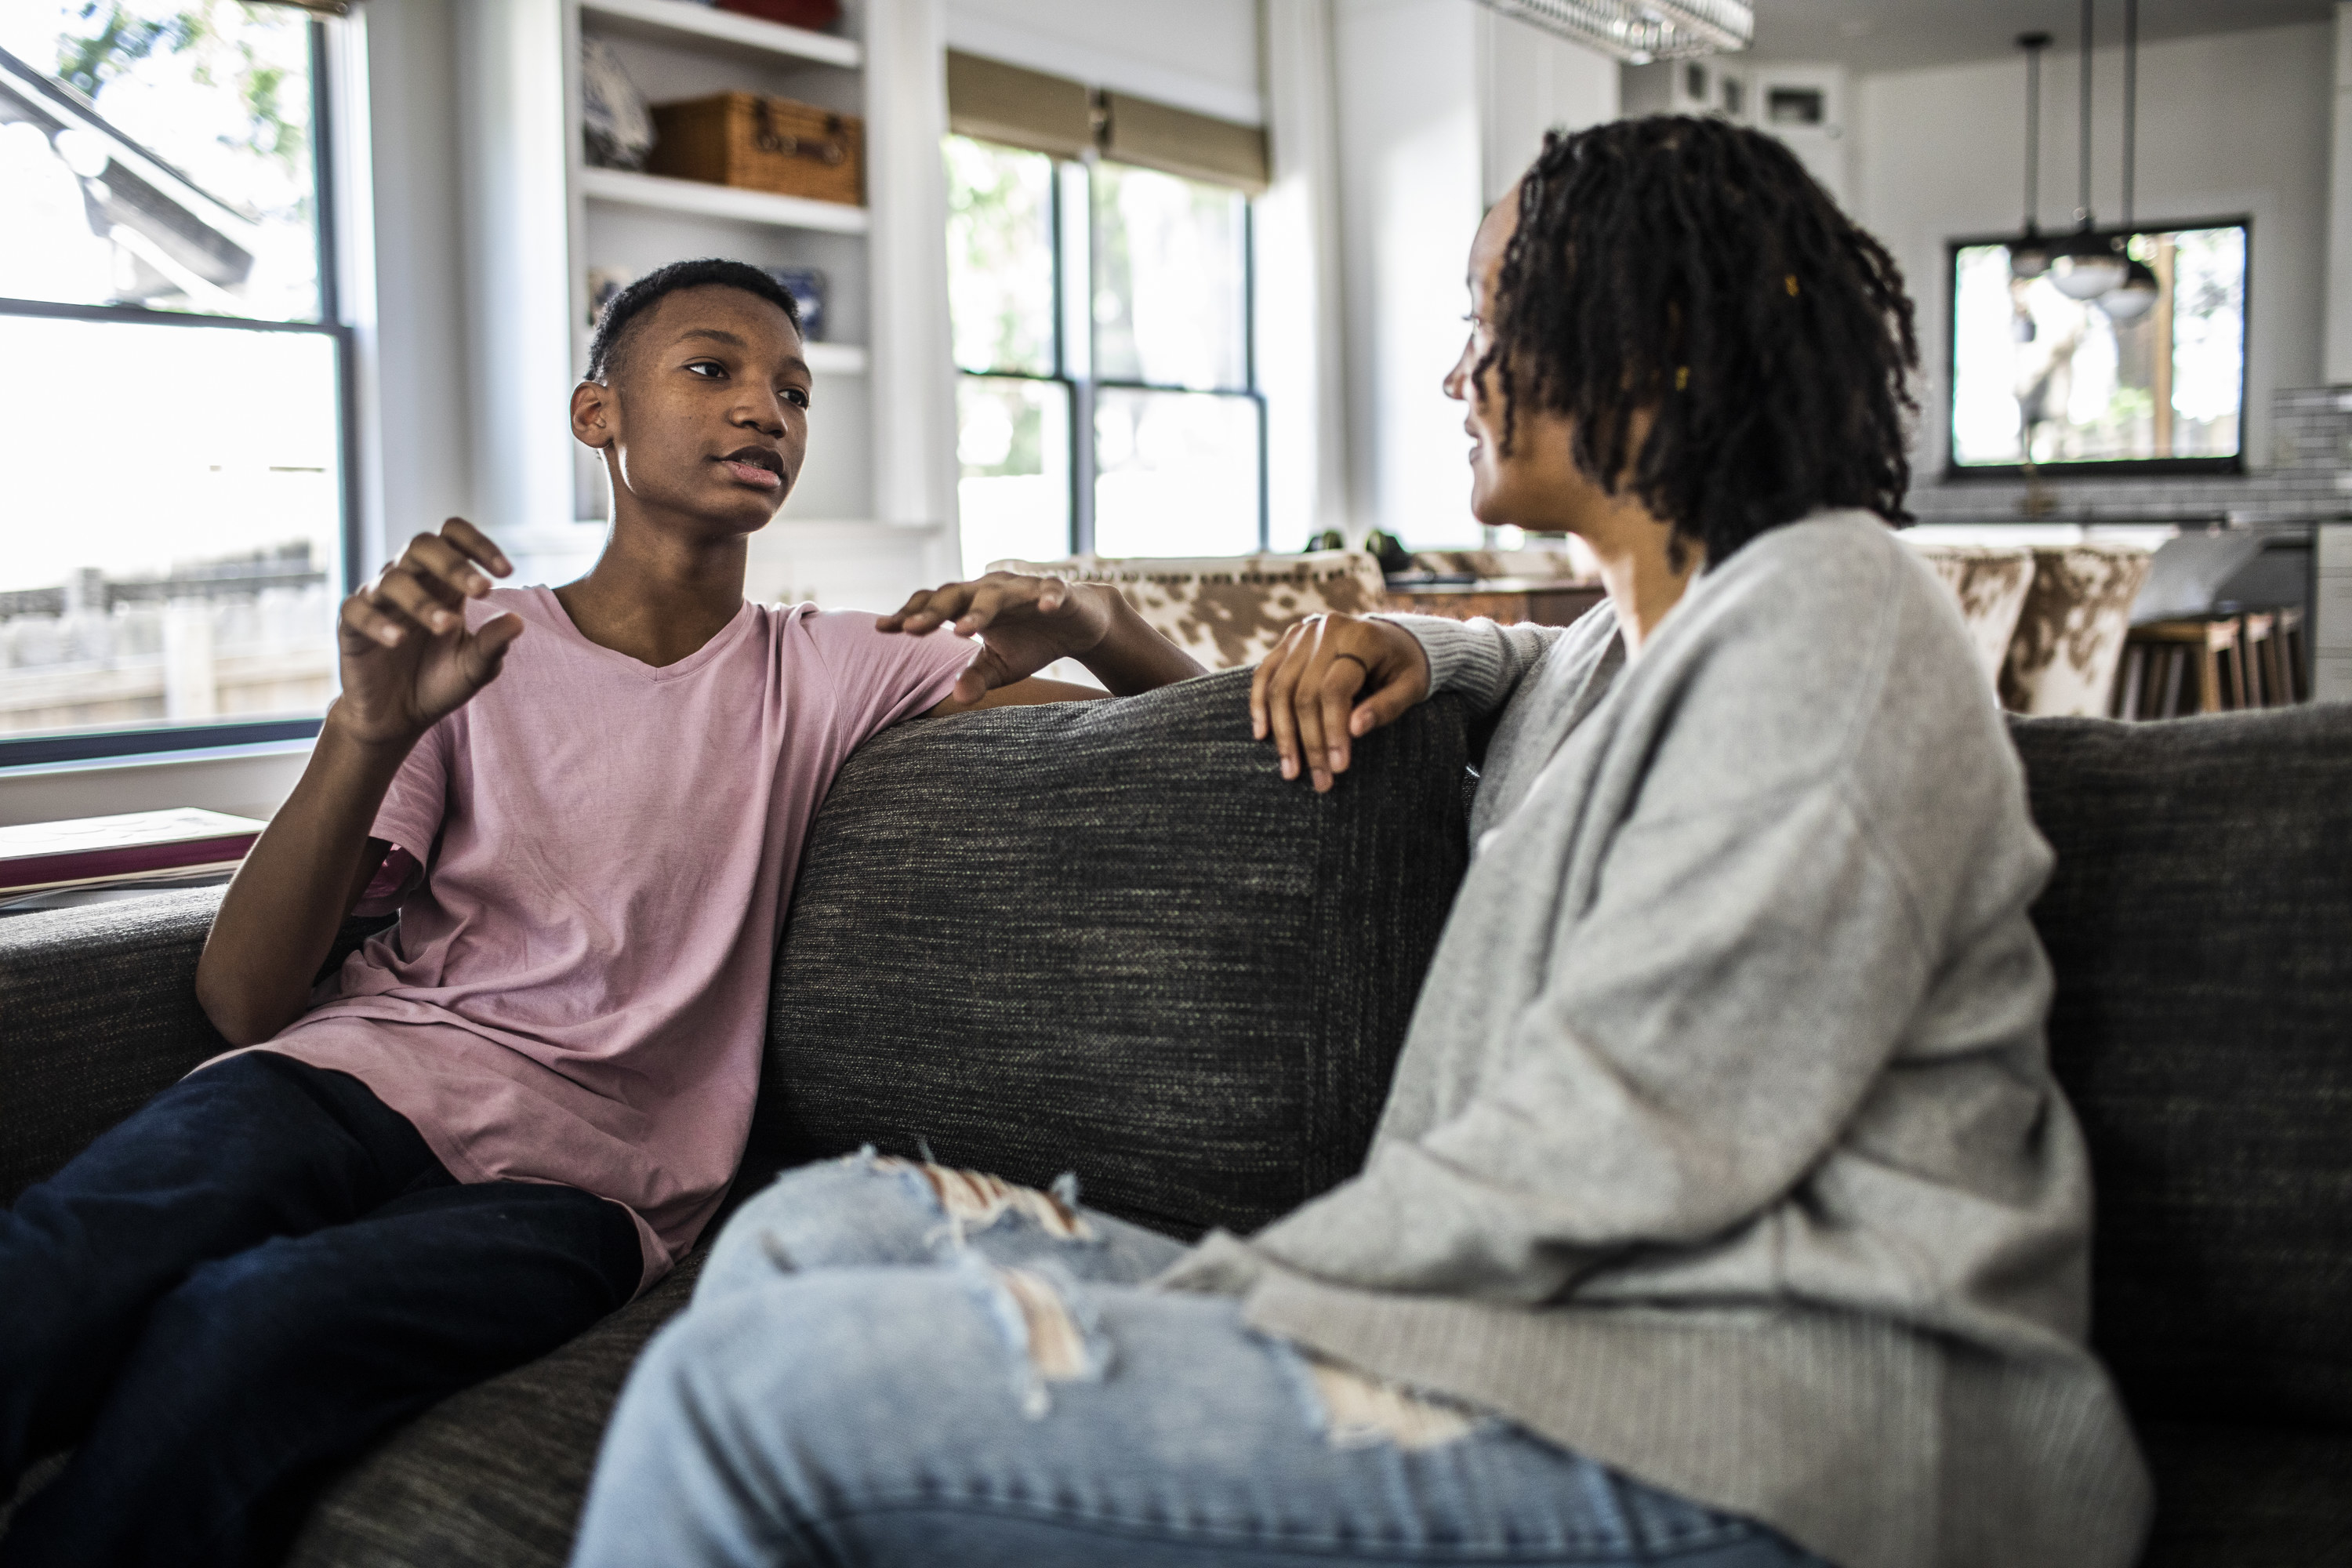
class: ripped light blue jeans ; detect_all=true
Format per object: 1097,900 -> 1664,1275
568,1154 -> 1827,1568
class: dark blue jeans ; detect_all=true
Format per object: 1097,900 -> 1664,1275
0,1051 -> 641,1568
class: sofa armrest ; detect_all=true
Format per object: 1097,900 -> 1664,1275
0,887 -> 230,1202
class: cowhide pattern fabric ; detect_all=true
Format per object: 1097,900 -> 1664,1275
1997,544 -> 2154,717
989,551 -> 1389,672
1904,543 -> 2039,688
1408,549 -> 1597,583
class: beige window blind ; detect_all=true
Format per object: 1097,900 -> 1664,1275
946,50 -> 1268,197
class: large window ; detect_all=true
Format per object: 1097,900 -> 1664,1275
1948,222 -> 2248,475
0,2 -> 349,765
946,133 -> 1262,576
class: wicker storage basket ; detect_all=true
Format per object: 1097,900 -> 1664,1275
646,93 -> 863,206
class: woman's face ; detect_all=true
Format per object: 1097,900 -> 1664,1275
1444,187 -> 1586,530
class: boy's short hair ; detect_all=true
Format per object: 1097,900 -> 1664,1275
585,258 -> 802,384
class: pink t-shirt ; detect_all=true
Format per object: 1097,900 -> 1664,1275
256,587 -> 974,1291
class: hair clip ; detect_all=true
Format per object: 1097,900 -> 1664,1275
1784,274 -> 1800,296
1675,366 -> 1690,390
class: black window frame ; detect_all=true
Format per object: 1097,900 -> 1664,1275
0,17 -> 357,771
1941,214 -> 2253,482
955,140 -> 1267,558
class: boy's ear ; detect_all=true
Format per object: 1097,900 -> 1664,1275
571,379 -> 615,451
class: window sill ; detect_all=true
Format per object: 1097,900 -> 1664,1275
0,737 -> 314,829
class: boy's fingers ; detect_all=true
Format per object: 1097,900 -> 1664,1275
876,590 -> 931,631
461,612 -> 525,682
341,596 -> 410,648
376,568 -> 464,635
1250,626 -> 1296,741
394,538 -> 480,605
438,517 -> 513,577
906,584 -> 975,633
954,584 -> 1007,635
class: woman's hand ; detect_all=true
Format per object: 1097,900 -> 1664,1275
1251,614 -> 1431,791
332,518 -> 522,750
879,572 -> 1121,704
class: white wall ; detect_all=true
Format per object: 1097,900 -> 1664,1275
1853,21 -> 2332,478
1333,0 -> 1615,548
943,0 -> 1263,125
361,0 -> 477,563
1478,8 -> 1620,205
2327,3 -> 2352,384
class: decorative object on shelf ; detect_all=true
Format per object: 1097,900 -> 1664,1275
715,0 -> 841,28
580,36 -> 655,172
647,93 -> 864,206
586,266 -> 635,328
1359,528 -> 1415,576
1465,0 -> 1750,64
761,265 -> 826,341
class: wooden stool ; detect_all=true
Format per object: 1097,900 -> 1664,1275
2116,617 -> 2245,718
2254,607 -> 2309,705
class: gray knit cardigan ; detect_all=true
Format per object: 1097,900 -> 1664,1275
1160,512 -> 2152,1568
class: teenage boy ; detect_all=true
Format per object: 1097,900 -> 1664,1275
0,258 -> 1201,1568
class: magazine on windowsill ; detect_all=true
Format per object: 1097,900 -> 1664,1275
0,808 -> 267,898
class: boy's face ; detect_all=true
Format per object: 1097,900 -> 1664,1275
571,285 -> 811,537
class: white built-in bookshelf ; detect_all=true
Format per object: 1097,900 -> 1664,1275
454,0 -> 955,606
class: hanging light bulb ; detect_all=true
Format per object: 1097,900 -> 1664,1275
2100,259 -> 2160,321
2052,244 -> 2128,299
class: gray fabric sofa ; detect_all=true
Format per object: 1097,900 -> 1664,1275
2,668 -> 2346,1566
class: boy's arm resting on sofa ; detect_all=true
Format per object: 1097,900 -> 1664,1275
878,572 -> 1207,709
198,519 -> 517,1046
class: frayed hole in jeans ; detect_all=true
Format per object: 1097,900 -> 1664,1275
1308,1358 -> 1477,1451
875,1158 -> 1093,1240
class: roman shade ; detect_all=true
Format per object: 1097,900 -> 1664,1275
946,49 -> 1269,197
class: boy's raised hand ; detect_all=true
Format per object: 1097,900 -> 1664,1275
878,572 -> 1116,705
333,518 -> 522,748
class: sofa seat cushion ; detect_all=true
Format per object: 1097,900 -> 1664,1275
2009,706 -> 2352,1433
746,666 -> 1472,1241
284,1252 -> 704,1568
2136,1420 -> 2352,1568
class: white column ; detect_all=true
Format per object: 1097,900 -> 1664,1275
2327,2 -> 2352,385
1259,0 -> 1351,550
1334,0 -> 1484,549
864,0 -> 962,582
1475,6 -> 1619,205
454,0 -> 577,536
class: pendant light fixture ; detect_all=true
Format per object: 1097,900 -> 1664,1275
2009,32 -> 2053,280
2099,0 -> 2161,321
1465,0 -> 1751,63
2051,0 -> 2129,299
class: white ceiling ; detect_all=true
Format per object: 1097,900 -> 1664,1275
1747,0 -> 2336,73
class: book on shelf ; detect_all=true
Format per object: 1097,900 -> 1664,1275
0,808 -> 267,896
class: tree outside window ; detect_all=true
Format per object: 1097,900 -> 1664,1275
0,1 -> 350,764
945,133 -> 1263,577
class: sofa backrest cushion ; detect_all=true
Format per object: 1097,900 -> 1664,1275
2012,706 -> 2352,1431
748,668 -> 1470,1240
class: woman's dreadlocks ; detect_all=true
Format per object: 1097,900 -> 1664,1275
1483,115 -> 1919,565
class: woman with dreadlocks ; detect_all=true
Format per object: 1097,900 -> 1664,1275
571,118 -> 2151,1568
